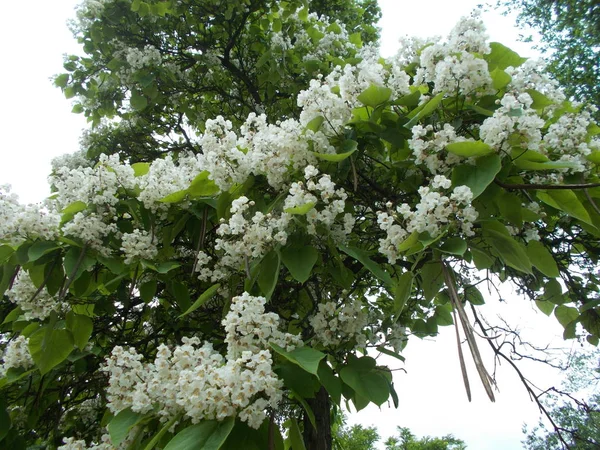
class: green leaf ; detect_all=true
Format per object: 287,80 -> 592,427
257,250 -> 280,299
404,92 -> 445,129
156,261 -> 181,273
490,68 -> 511,90
535,300 -> 555,316
554,305 -> 579,328
29,327 -> 74,375
66,312 -> 93,350
108,409 -> 145,447
434,304 -> 454,326
188,171 -> 219,197
54,73 -> 69,88
287,418 -> 306,450
139,279 -> 157,303
438,237 -> 467,256
284,202 -> 316,215
482,221 -> 532,274
305,116 -> 324,133
317,361 -> 342,405
514,159 -> 581,170
397,230 -> 420,253
393,272 -> 414,317
451,153 -> 501,199
164,418 -> 235,450
143,414 -> 182,450
470,245 -> 494,269
169,281 -> 191,312
338,244 -> 393,285
525,89 -> 554,109
446,140 -> 494,158
159,189 -> 188,203
357,84 -> 392,107
130,91 -> 148,111
464,286 -> 485,305
312,141 -> 356,162
485,42 -> 527,71
179,284 -> 220,318
0,397 -> 11,441
0,245 -> 14,264
544,279 -> 566,305
281,245 -> 318,283
537,190 -> 592,225
270,343 -> 325,376
28,241 -> 60,262
339,356 -> 389,406
527,241 -> 559,278
420,261 -> 445,301
132,162 -> 150,177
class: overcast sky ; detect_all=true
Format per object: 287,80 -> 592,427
0,1 -> 576,449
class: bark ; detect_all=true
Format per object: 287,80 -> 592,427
303,387 -> 332,450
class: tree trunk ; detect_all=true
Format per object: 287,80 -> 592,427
303,387 -> 332,450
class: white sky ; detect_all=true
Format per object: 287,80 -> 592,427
0,1 -> 579,449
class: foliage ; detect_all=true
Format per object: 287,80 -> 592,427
333,420 -> 379,450
1,3 -> 600,450
523,351 -> 600,449
385,427 -> 466,450
498,0 -> 600,115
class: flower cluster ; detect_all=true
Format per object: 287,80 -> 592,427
102,293 -> 299,429
0,335 -> 34,377
309,298 -> 368,348
197,197 -> 290,282
6,271 -> 63,321
284,166 -> 355,239
377,178 -> 477,264
0,185 -> 60,246
120,229 -> 158,265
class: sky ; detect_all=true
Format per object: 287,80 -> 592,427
0,1 -> 581,449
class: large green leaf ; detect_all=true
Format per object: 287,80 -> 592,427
527,241 -> 559,278
338,244 -> 392,285
554,305 -> 579,328
66,312 -> 93,350
257,250 -> 280,299
179,284 -> 221,318
270,343 -> 325,376
108,409 -> 145,447
357,84 -> 392,107
404,92 -> 445,129
481,221 -> 532,274
420,261 -> 445,301
164,418 -> 235,450
485,42 -> 527,71
446,140 -> 493,158
28,241 -> 60,262
29,327 -> 74,375
287,418 -> 306,450
281,245 -> 318,284
451,154 -> 501,199
130,90 -> 148,110
393,271 -> 414,317
284,202 -> 316,215
537,190 -> 593,225
317,361 -> 342,405
339,356 -> 389,407
188,171 -> 219,197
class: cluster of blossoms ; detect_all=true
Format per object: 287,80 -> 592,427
415,11 -> 493,97
0,335 -> 34,377
409,123 -> 464,174
120,229 -> 158,265
0,185 -> 60,246
309,298 -> 368,348
6,271 -> 63,321
197,197 -> 291,282
284,166 -> 355,238
269,7 -> 357,62
100,293 -> 299,430
198,114 -> 333,191
377,176 -> 477,264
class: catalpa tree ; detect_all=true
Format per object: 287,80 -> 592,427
1,1 -> 600,449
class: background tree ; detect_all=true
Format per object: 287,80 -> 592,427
523,350 -> 600,449
385,427 -> 466,450
498,0 -> 600,116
